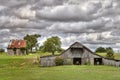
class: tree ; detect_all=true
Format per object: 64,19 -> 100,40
95,47 -> 106,53
0,48 -> 5,53
106,47 -> 113,52
35,43 -> 39,52
106,48 -> 114,59
42,36 -> 62,55
24,34 -> 41,53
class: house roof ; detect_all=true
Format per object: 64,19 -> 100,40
8,39 -> 26,49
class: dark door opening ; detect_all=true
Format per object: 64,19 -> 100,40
73,58 -> 81,65
94,58 -> 103,65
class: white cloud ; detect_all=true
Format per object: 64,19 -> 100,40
15,5 -> 36,19
46,17 -> 112,34
0,0 -> 120,51
101,32 -> 112,39
9,17 -> 28,25
0,16 -> 29,27
0,5 -> 6,11
116,43 -> 120,46
0,29 -> 10,33
37,3 -> 99,21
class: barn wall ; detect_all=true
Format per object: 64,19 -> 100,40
40,47 -> 104,66
40,42 -> 120,67
16,49 -> 26,55
7,48 -> 26,55
60,47 -> 101,65
103,58 -> 120,67
40,56 -> 56,66
16,49 -> 21,55
7,49 -> 14,55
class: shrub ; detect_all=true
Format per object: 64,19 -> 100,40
0,48 -> 5,53
55,56 -> 64,66
106,49 -> 114,59
95,47 -> 106,53
84,62 -> 91,65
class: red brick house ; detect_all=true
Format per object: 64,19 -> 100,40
7,39 -> 27,55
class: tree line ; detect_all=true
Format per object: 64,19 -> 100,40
0,34 -> 115,59
0,34 -> 63,55
23,34 -> 62,55
95,47 -> 114,59
0,48 -> 5,53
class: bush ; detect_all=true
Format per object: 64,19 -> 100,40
55,56 -> 64,66
106,49 -> 114,59
84,62 -> 91,65
0,48 -> 5,53
95,47 -> 106,53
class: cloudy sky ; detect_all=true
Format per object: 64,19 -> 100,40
0,0 -> 120,52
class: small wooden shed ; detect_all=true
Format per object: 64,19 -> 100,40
7,39 -> 27,55
40,42 -> 120,67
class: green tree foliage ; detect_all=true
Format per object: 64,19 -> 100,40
106,48 -> 114,59
95,47 -> 114,59
106,47 -> 113,52
24,34 -> 41,53
0,48 -> 5,53
41,36 -> 62,55
20,48 -> 26,55
95,47 -> 106,53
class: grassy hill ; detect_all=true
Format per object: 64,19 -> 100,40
97,52 -> 120,60
0,52 -> 120,80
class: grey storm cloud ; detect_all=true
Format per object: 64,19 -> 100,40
36,4 -> 99,21
0,0 -> 120,52
46,17 -> 113,33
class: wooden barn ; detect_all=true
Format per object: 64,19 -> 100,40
40,42 -> 120,67
7,39 -> 27,55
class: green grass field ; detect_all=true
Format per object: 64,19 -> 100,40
97,52 -> 120,60
0,52 -> 120,80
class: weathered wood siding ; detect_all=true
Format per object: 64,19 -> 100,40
40,42 -> 120,67
60,47 -> 101,65
7,49 -> 26,55
103,58 -> 120,67
40,47 -> 102,66
40,56 -> 56,66
7,49 -> 14,55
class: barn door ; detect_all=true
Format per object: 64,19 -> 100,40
73,58 -> 81,65
94,58 -> 103,65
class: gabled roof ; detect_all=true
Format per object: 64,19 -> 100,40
40,42 -> 103,58
40,42 -> 120,61
8,39 -> 26,49
69,42 -> 104,57
70,42 -> 83,48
